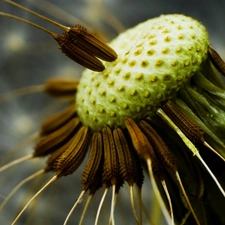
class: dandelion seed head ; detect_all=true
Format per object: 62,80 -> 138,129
77,14 -> 209,130
1,1 -> 225,225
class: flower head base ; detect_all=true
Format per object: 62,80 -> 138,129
77,14 -> 210,130
1,2 -> 225,225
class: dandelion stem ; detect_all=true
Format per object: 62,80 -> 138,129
27,0 -> 91,30
0,12 -> 54,36
0,169 -> 45,211
4,0 -> 69,31
94,188 -> 109,225
175,171 -> 200,225
129,185 -> 140,225
146,159 -> 173,225
78,194 -> 92,225
197,154 -> 225,197
11,175 -> 57,225
203,141 -> 225,162
160,180 -> 174,225
109,184 -> 117,225
0,154 -> 33,173
63,190 -> 86,225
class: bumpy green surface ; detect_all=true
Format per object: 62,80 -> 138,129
76,14 -> 210,130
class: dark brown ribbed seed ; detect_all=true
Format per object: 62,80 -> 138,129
81,131 -> 103,193
44,78 -> 79,97
124,118 -> 163,178
54,24 -> 117,72
41,104 -> 77,135
124,118 -> 151,159
139,120 -> 177,172
163,100 -> 204,144
113,128 -> 144,187
68,25 -> 117,62
102,126 -> 120,187
208,46 -> 225,76
45,133 -> 77,172
34,117 -> 80,157
54,34 -> 105,72
54,126 -> 90,177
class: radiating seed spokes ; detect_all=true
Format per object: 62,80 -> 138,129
1,98 -> 225,225
1,1 -> 225,225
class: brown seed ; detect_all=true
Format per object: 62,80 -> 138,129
68,25 -> 117,62
81,131 -> 103,193
139,120 -> 177,172
34,117 -> 80,157
162,100 -> 204,144
45,133 -> 78,172
102,126 -> 120,187
41,104 -> 77,135
54,24 -> 117,72
54,126 -> 90,177
124,118 -> 163,178
1,1 -> 117,71
113,128 -> 144,187
54,34 -> 105,72
124,118 -> 152,159
208,45 -> 225,76
44,78 -> 79,97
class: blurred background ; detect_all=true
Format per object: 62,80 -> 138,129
0,0 -> 225,224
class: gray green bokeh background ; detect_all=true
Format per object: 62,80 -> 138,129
0,0 -> 225,224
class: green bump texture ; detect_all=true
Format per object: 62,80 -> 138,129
76,14 -> 210,130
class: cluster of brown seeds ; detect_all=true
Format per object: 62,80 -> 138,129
0,1 -> 225,225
